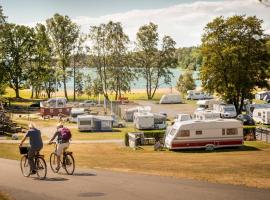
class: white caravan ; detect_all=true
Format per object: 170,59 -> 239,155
213,104 -> 237,118
77,115 -> 113,131
123,106 -> 151,122
246,103 -> 270,116
196,99 -> 221,111
159,94 -> 182,104
194,110 -> 221,120
174,114 -> 192,123
252,108 -> 270,124
186,90 -> 213,100
165,119 -> 243,150
40,97 -> 67,108
153,113 -> 167,129
133,112 -> 155,130
70,108 -> 86,123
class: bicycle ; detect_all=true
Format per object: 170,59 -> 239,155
19,146 -> 47,180
49,142 -> 75,175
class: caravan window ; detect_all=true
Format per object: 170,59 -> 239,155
179,130 -> 190,137
258,112 -> 261,117
196,130 -> 202,135
226,128 -> 238,135
80,120 -> 91,125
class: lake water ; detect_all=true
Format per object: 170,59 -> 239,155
61,68 -> 201,90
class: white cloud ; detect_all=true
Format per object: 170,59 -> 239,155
72,0 -> 270,47
25,0 -> 270,47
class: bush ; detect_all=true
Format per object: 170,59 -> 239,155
124,130 -> 166,146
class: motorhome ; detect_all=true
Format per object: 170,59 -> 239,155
186,90 -> 213,100
252,108 -> 270,124
194,110 -> 221,120
133,112 -> 155,130
123,106 -> 151,122
77,115 -> 113,131
174,114 -> 192,123
159,94 -> 182,104
213,104 -> 237,118
196,99 -> 221,111
70,108 -> 86,123
165,119 -> 243,150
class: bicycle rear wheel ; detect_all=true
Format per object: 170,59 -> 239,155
64,153 -> 75,175
20,155 -> 30,177
50,152 -> 59,173
36,157 -> 47,180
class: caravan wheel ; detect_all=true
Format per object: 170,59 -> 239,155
205,144 -> 215,151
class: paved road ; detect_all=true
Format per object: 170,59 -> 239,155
0,158 -> 270,200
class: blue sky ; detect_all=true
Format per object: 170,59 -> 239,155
1,0 -> 269,47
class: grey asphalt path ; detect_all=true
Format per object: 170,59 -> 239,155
0,158 -> 270,200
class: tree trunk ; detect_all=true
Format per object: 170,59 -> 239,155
15,87 -> 20,98
31,87 -> 34,99
63,74 -> 68,100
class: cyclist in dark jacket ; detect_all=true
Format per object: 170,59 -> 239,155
19,123 -> 43,174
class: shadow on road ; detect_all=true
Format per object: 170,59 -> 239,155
34,177 -> 69,181
78,192 -> 105,197
72,172 -> 97,177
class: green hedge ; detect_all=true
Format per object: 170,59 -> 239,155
124,130 -> 165,146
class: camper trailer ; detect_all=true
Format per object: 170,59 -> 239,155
186,90 -> 213,100
40,97 -> 71,117
77,115 -> 113,131
252,108 -> 270,124
159,94 -> 182,104
213,104 -> 237,118
196,99 -> 221,111
153,113 -> 167,129
165,119 -> 243,150
123,106 -> 151,122
133,112 -> 155,130
194,110 -> 221,120
70,108 -> 86,123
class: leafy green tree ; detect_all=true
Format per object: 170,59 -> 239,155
75,72 -> 84,96
135,22 -> 177,99
105,21 -> 134,100
177,47 -> 202,70
71,34 -> 86,101
92,78 -> 103,99
0,24 -> 35,98
176,71 -> 196,96
200,15 -> 270,114
0,6 -> 7,95
89,23 -> 109,99
46,13 -> 79,100
28,23 -> 53,98
84,74 -> 92,99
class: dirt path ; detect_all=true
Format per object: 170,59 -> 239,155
0,158 -> 270,200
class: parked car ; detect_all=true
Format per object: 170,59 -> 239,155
79,100 -> 96,107
236,114 -> 255,125
29,101 -> 41,108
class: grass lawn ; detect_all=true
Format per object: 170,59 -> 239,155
1,141 -> 270,189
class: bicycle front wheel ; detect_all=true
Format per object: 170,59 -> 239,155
20,155 -> 30,177
50,152 -> 59,173
36,157 -> 47,180
64,154 -> 75,175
